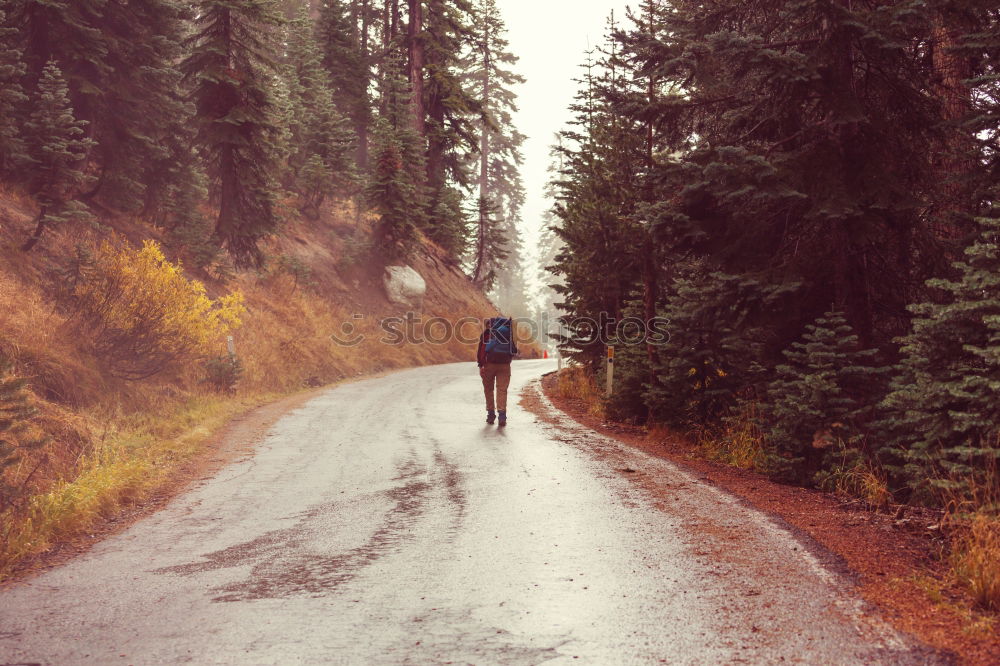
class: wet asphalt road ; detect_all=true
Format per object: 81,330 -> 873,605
0,360 -> 934,665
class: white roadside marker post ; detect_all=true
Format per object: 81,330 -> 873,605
606,345 -> 614,398
557,350 -> 563,371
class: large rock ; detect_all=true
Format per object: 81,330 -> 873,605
383,265 -> 426,309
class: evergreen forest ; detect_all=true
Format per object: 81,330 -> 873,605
548,0 -> 1000,513
0,0 -> 527,305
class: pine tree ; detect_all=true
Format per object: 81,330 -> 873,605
317,0 -> 370,167
366,120 -> 420,262
471,195 -> 507,290
20,61 -> 95,252
88,0 -> 193,213
549,46 -> 646,367
644,267 -> 795,425
880,206 -> 1000,503
0,9 -> 28,175
9,0 -> 194,213
465,0 -> 525,296
285,7 -> 357,217
182,0 -> 284,269
761,311 -> 886,485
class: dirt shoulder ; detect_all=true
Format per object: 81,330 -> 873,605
525,372 -> 999,666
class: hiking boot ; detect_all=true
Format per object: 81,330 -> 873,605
486,411 -> 496,425
498,410 -> 507,427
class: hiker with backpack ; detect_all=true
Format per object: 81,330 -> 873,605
477,316 -> 518,426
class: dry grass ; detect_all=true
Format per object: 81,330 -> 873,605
940,458 -> 1000,613
821,449 -> 893,511
1,395 -> 258,572
950,513 -> 1000,612
556,365 -> 606,419
907,573 -> 998,639
646,422 -> 673,445
691,402 -> 768,471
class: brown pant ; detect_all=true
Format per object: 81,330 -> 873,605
480,362 -> 512,412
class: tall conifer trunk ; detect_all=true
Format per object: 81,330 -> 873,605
357,0 -> 371,169
826,0 -> 874,345
641,0 -> 659,391
424,0 -> 446,194
473,36 -> 491,286
407,0 -> 425,136
930,11 -> 975,241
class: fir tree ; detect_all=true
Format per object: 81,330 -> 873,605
627,0 -> 947,345
0,9 -> 28,174
163,146 -> 219,270
366,49 -> 429,259
549,47 -> 646,366
761,311 -> 886,485
9,0 -> 193,213
9,0 -> 107,101
429,185 -> 470,259
471,195 -> 507,290
182,0 -> 284,269
419,0 -> 482,258
87,0 -> 193,213
465,0 -> 525,297
21,61 -> 95,252
881,207 -> 1000,502
285,7 -> 357,217
366,120 -> 420,262
423,0 -> 478,195
644,267 -> 795,425
316,0 -> 370,167
492,212 -> 531,317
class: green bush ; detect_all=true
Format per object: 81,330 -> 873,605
203,355 -> 243,394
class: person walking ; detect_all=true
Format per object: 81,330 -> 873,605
477,316 -> 518,426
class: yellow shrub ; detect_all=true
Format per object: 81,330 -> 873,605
72,240 -> 245,379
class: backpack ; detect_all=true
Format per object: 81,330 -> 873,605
485,317 -> 517,364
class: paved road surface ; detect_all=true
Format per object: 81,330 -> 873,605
0,360 -> 934,664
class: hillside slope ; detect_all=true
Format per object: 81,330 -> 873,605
0,187 -> 510,578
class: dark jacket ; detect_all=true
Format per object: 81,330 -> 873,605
476,330 -> 490,367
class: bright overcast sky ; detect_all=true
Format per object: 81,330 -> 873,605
501,0 -> 634,298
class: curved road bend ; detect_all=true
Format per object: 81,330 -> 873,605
0,359 -> 936,665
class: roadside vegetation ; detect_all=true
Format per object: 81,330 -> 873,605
545,1 -> 1000,616
0,0 -> 541,577
0,198 -> 499,578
